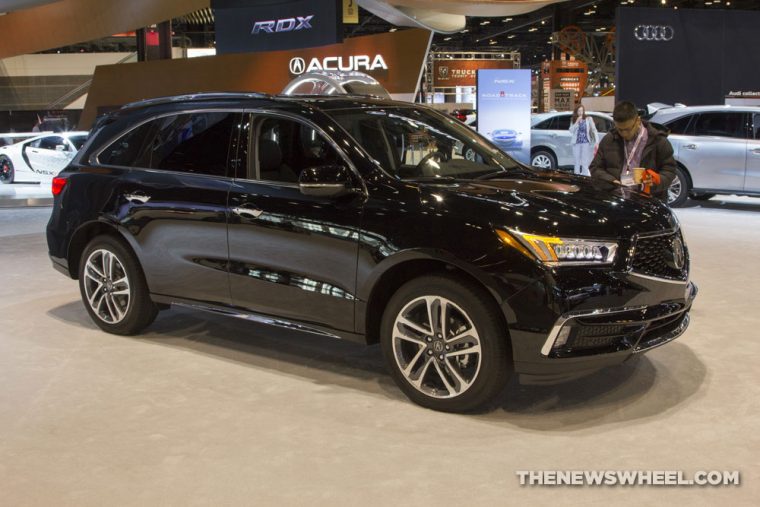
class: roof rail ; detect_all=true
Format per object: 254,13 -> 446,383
119,92 -> 271,111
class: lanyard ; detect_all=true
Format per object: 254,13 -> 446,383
623,126 -> 646,173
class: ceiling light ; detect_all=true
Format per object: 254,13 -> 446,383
443,36 -> 452,41
541,20 -> 546,25
503,18 -> 513,22
508,34 -> 516,39
389,28 -> 397,32
489,40 -> 497,45
460,29 -> 469,33
661,0 -> 666,4
529,27 -> 538,32
480,20 -> 491,25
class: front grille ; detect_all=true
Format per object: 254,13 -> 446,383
630,231 -> 687,280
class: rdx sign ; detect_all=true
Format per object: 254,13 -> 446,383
634,25 -> 675,42
252,15 -> 314,34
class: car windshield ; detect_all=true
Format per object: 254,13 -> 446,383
328,106 -> 523,180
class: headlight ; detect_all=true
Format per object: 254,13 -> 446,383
496,229 -> 618,266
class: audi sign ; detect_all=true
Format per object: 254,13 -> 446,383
633,25 -> 675,42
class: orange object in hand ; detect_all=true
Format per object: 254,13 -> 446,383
642,169 -> 661,194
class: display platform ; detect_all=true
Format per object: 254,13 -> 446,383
0,183 -> 53,207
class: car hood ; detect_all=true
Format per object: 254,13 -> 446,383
423,170 -> 676,239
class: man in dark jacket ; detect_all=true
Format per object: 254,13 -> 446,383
589,101 -> 676,202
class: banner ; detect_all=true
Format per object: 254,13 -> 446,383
433,59 -> 514,88
342,0 -> 359,24
213,0 -> 342,54
550,89 -> 574,111
617,6 -> 760,106
477,69 -> 532,164
81,29 -> 433,128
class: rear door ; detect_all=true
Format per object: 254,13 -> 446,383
227,111 -> 363,332
98,110 -> 243,305
745,113 -> 760,191
677,112 -> 748,191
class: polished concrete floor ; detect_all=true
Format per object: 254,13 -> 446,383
1,199 -> 759,506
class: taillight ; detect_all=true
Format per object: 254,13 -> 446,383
52,176 -> 67,196
456,113 -> 466,121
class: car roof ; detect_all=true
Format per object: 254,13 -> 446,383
652,105 -> 760,115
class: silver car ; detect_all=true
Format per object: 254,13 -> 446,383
530,111 -> 614,170
648,105 -> 760,207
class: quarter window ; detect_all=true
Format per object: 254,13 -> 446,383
99,112 -> 238,176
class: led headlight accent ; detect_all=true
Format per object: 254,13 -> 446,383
498,229 -> 618,265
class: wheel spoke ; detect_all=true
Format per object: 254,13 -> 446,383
446,328 -> 477,346
410,356 -> 434,389
402,346 -> 428,377
394,328 -> 427,346
86,263 -> 105,280
439,299 -> 448,339
425,297 -> 438,335
433,360 -> 457,396
88,284 -> 103,306
103,293 -> 118,322
444,357 -> 470,391
397,316 -> 430,337
446,344 -> 481,358
108,294 -> 125,321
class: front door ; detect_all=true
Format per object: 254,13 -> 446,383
227,113 -> 363,332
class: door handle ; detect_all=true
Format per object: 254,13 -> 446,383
684,144 -> 698,150
124,192 -> 151,204
232,206 -> 263,219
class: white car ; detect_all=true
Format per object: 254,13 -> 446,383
530,112 -> 614,170
0,131 -> 88,184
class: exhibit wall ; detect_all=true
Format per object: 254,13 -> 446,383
616,6 -> 760,107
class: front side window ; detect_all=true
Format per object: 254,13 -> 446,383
38,136 -> 67,151
329,107 -> 520,180
691,112 -> 747,139
99,112 -> 237,176
253,116 -> 343,183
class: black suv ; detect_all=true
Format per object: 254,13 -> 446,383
47,93 -> 696,412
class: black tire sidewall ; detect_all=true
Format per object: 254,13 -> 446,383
380,274 -> 511,412
78,235 -> 156,336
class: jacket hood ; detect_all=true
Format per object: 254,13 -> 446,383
421,169 -> 676,240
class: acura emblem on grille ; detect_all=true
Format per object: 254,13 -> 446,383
671,236 -> 685,270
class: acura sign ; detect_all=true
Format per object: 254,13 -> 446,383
288,54 -> 389,75
633,25 -> 675,41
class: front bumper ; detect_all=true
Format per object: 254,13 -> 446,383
509,274 -> 697,384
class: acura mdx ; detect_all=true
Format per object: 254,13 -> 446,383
47,93 -> 697,412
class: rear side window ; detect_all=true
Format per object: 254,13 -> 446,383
99,112 -> 238,176
691,112 -> 747,139
591,115 -> 612,133
663,115 -> 694,135
554,115 -> 571,130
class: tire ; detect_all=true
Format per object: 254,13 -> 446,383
690,193 -> 715,201
380,274 -> 511,412
531,150 -> 556,170
78,235 -> 157,335
667,166 -> 689,208
0,156 -> 14,184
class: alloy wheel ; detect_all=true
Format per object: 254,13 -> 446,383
532,154 -> 553,169
391,296 -> 482,399
668,174 -> 682,204
83,249 -> 131,324
0,159 -> 12,183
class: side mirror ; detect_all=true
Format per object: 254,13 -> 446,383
299,165 -> 355,198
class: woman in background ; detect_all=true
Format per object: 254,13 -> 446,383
569,104 -> 598,176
